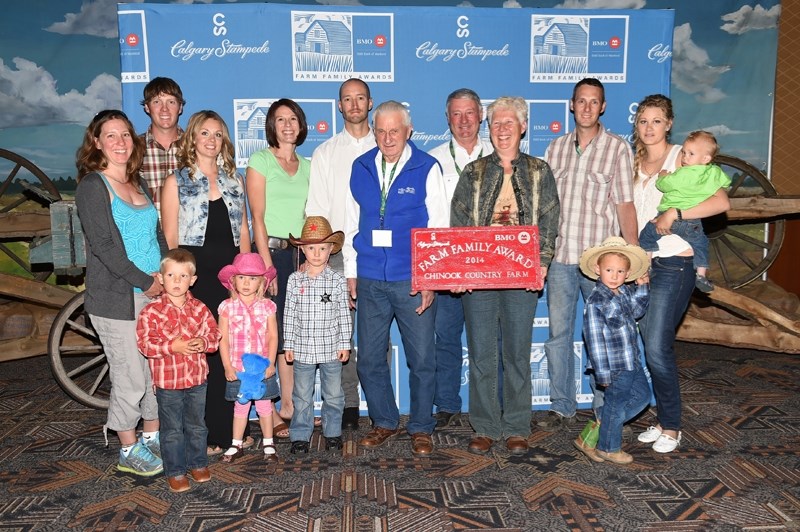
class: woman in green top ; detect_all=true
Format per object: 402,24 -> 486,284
246,98 -> 310,435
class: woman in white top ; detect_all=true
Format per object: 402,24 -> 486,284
631,94 -> 730,453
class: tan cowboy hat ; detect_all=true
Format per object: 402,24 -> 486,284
289,216 -> 345,255
579,236 -> 650,281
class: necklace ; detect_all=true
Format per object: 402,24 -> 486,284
105,173 -> 128,185
642,145 -> 669,177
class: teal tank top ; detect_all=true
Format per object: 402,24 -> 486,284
100,174 -> 161,293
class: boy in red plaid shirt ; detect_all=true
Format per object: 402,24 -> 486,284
137,248 -> 221,492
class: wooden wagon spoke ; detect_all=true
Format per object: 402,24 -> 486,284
0,242 -> 34,275
0,162 -> 22,196
59,345 -> 103,354
64,318 -> 97,338
87,365 -> 110,397
723,227 -> 770,250
1,195 -> 29,214
716,233 -> 759,270
710,239 -> 733,286
64,353 -> 107,380
726,171 -> 747,197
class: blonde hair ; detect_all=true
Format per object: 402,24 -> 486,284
684,130 -> 720,159
597,251 -> 631,271
176,110 -> 237,180
160,248 -> 196,275
631,94 -> 674,183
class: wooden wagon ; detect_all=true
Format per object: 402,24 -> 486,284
0,148 -> 797,411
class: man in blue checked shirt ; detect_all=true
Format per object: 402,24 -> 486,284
573,236 -> 651,466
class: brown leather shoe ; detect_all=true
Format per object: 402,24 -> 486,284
359,426 -> 399,448
167,475 -> 190,492
410,432 -> 433,456
189,467 -> 211,483
595,449 -> 634,464
573,436 -> 604,463
506,436 -> 529,456
468,436 -> 494,455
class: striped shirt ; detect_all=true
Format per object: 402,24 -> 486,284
544,124 -> 634,264
284,266 -> 352,364
136,292 -> 220,390
582,282 -> 649,386
218,297 -> 278,372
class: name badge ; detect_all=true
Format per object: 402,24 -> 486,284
372,229 -> 392,247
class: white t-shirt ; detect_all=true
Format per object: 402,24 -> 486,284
633,144 -> 692,258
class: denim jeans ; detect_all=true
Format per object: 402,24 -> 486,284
290,361 -> 344,441
155,383 -> 208,478
638,255 -> 694,431
595,362 -> 651,453
433,291 -> 464,414
356,279 -> 436,435
328,252 -> 360,409
462,289 -> 537,440
639,218 -> 709,270
543,261 -> 597,417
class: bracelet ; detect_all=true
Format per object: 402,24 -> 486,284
676,208 -> 682,221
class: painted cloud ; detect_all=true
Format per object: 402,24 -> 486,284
721,4 -> 781,35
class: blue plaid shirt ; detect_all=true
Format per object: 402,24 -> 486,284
583,281 -> 649,386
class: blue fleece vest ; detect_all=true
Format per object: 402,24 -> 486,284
350,141 -> 437,281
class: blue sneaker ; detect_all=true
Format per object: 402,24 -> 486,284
141,432 -> 161,459
117,442 -> 163,477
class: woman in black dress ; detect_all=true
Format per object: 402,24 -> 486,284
161,110 -> 251,455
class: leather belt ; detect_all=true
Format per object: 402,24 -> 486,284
268,236 -> 290,250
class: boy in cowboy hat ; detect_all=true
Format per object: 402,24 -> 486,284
574,236 -> 651,465
284,216 -> 353,454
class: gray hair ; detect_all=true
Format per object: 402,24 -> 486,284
445,88 -> 481,112
487,96 -> 527,126
373,100 -> 411,127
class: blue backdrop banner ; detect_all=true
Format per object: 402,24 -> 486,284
119,3 -> 673,414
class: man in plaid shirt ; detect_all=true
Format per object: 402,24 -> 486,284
540,78 -> 639,432
136,249 -> 221,492
139,77 -> 184,215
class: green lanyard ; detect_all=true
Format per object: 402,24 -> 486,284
379,157 -> 398,225
449,139 -> 482,176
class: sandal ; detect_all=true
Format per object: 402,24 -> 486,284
263,444 -> 278,462
207,445 -> 224,456
273,422 -> 290,439
220,444 -> 243,463
242,436 -> 255,449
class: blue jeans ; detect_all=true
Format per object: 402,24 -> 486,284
638,255 -> 694,432
463,289 -> 537,440
639,218 -> 709,270
595,363 -> 651,452
155,383 -> 208,478
290,361 -> 344,441
356,279 -> 436,435
434,291 -> 464,414
543,261 -> 597,417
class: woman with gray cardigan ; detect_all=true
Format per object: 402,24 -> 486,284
75,110 -> 168,477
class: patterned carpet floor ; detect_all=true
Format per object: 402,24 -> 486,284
0,341 -> 799,531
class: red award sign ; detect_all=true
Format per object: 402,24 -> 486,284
411,226 -> 542,291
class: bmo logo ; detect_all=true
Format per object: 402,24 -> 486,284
610,36 -> 621,49
357,35 -> 388,48
550,121 -> 562,134
315,121 -> 329,134
125,33 -> 139,47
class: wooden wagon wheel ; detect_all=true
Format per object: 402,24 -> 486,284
0,148 -> 62,282
705,154 -> 784,289
48,291 -> 110,409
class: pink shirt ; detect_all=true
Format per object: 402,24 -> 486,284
218,297 -> 277,372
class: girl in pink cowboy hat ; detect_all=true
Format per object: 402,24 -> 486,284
217,253 -> 281,462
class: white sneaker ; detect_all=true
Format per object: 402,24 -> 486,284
637,426 -> 662,443
652,431 -> 682,453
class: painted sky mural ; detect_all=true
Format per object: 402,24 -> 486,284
0,0 -> 781,183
